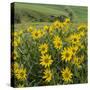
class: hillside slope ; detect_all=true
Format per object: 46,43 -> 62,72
13,2 -> 88,23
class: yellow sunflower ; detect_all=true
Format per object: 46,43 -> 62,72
11,62 -> 19,75
27,26 -> 33,32
53,36 -> 62,49
18,30 -> 23,36
78,31 -> 85,37
72,56 -> 79,64
44,25 -> 54,34
61,47 -> 73,62
61,67 -> 73,82
53,20 -> 64,29
15,67 -> 27,80
77,24 -> 87,31
31,30 -> 42,39
49,25 -> 54,32
72,56 -> 84,68
13,40 -> 18,47
53,20 -> 60,29
63,18 -> 70,25
13,37 -> 21,47
14,31 -> 18,37
65,18 -> 70,23
12,50 -> 18,60
39,43 -> 48,54
44,25 -> 49,32
69,34 -> 80,45
40,54 -> 53,68
69,46 -> 78,55
38,29 -> 45,37
53,36 -> 61,42
43,69 -> 52,82
14,62 -> 19,69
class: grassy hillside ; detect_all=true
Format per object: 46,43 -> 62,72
14,2 -> 88,23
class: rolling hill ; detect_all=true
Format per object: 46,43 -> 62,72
13,2 -> 88,23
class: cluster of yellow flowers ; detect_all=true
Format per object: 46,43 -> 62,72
39,43 -> 53,82
53,36 -> 62,50
11,30 -> 27,85
12,30 -> 23,47
12,18 -> 87,86
12,62 -> 27,81
31,29 -> 45,40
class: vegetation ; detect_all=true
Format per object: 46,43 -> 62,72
11,3 -> 88,87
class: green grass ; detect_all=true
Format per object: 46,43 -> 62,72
14,22 -> 51,31
14,2 -> 88,23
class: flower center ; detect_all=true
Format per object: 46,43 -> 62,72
64,72 -> 69,78
57,42 -> 60,46
46,73 -> 51,78
47,29 -> 49,32
65,52 -> 70,57
42,47 -> 45,51
73,38 -> 77,42
20,72 -> 24,77
44,59 -> 49,63
35,33 -> 38,36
